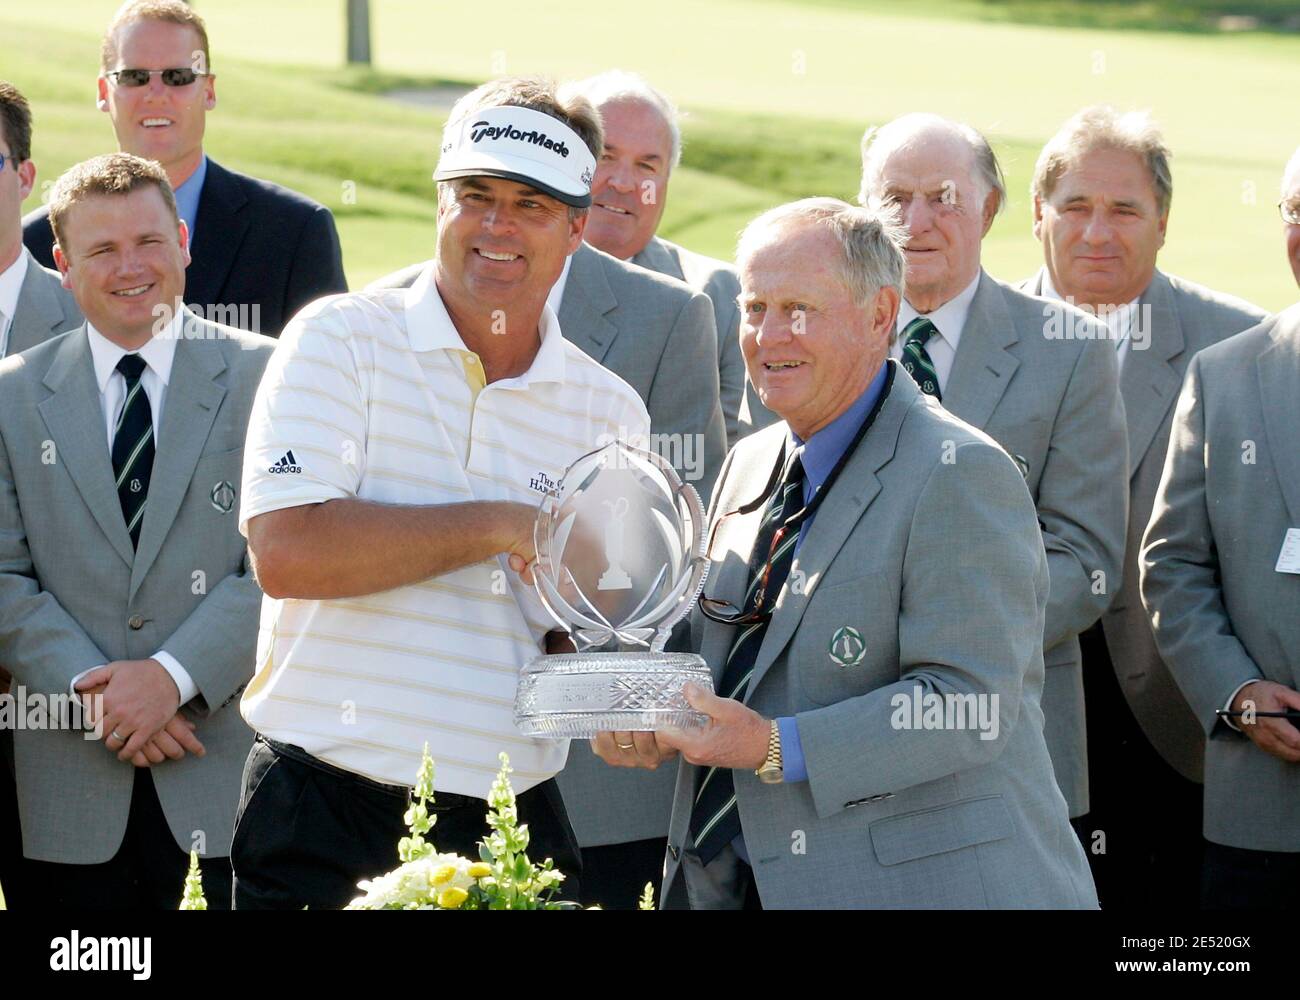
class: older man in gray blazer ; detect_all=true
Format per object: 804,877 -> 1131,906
1140,298 -> 1300,908
0,154 -> 272,909
858,114 -> 1128,829
566,71 -> 750,451
1022,106 -> 1266,908
593,197 -> 1096,909
0,79 -> 83,908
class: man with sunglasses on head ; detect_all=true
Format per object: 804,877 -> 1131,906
593,198 -> 1097,909
23,0 -> 347,337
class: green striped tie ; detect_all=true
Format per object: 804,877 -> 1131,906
112,354 -> 154,549
900,316 -> 942,401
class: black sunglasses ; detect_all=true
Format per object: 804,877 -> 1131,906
106,68 -> 209,88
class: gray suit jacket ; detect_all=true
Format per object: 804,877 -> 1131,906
1021,268 -> 1265,782
662,365 -> 1097,908
7,249 -> 81,356
1140,305 -> 1300,852
632,236 -> 746,450
937,271 -> 1128,817
368,249 -> 727,848
0,313 -> 274,863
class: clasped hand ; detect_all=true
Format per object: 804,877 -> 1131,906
75,659 -> 205,766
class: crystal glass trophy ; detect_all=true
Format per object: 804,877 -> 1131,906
514,441 -> 713,738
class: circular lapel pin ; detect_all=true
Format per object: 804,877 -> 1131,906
210,480 -> 236,514
828,625 -> 866,667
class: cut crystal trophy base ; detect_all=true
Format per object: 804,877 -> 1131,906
515,651 -> 714,738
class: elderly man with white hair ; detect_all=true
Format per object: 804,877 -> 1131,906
1139,146 -> 1300,909
1022,106 -> 1266,910
857,113 -> 1129,843
592,196 -> 1096,909
571,70 -> 750,448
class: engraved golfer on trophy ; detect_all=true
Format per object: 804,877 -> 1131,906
514,440 -> 714,738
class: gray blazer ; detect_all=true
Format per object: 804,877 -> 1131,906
632,236 -> 746,450
936,271 -> 1128,818
662,365 -> 1097,908
0,314 -> 274,864
1140,305 -> 1300,852
1022,268 -> 1265,782
7,249 -> 82,356
368,249 -> 727,848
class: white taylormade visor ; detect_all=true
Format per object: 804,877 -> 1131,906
433,105 -> 596,208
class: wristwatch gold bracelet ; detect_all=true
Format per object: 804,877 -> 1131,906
755,720 -> 784,784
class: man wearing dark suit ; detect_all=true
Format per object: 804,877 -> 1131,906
1,153 -> 273,909
858,114 -> 1129,833
1021,106 -> 1266,908
21,0 -> 346,337
0,80 -> 84,910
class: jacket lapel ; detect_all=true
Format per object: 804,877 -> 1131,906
9,250 -> 78,356
36,328 -> 136,568
128,320 -> 227,597
1121,271 -> 1186,478
942,271 -> 1021,431
1257,311 -> 1300,525
743,366 -> 909,700
557,244 -> 620,365
184,160 -> 249,309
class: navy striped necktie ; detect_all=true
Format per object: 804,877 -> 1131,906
689,449 -> 805,866
112,353 -> 155,549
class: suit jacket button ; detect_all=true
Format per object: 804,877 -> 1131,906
128,615 -> 145,630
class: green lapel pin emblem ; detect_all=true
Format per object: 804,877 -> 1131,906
828,626 -> 865,667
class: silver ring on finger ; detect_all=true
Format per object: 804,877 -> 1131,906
111,730 -> 125,741
616,740 -> 635,751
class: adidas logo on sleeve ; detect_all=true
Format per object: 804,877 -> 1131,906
268,450 -> 302,474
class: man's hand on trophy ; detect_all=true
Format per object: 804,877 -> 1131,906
591,729 -> 679,770
655,684 -> 770,770
498,501 -> 539,584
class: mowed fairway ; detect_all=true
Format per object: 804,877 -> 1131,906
3,0 -> 1297,307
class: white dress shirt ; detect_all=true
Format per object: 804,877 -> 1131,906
73,319 -> 198,707
1039,270 -> 1140,372
891,272 -> 982,395
546,253 -> 573,316
0,249 -> 30,359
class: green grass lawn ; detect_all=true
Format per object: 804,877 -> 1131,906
2,0 -> 1297,307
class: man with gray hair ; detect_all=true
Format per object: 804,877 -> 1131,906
1022,105 -> 1266,909
859,113 -> 1129,837
591,196 -> 1096,908
570,70 -> 751,450
550,69 -> 746,909
1139,148 -> 1300,909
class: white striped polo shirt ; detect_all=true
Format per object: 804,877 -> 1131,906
238,264 -> 650,797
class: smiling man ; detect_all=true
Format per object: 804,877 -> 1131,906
23,0 -> 346,336
592,198 -> 1096,909
231,78 -> 650,910
857,113 -> 1129,838
0,153 -> 274,908
1021,106 -> 1266,909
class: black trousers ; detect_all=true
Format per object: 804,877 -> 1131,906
580,837 -> 667,910
231,737 -> 582,910
0,728 -> 26,908
1202,842 -> 1300,909
1078,624 -> 1205,910
21,767 -> 233,909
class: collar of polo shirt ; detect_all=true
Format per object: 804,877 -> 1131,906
403,263 -> 567,386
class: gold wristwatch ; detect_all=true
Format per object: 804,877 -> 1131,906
755,720 -> 784,784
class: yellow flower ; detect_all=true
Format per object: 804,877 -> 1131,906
431,864 -> 457,886
437,887 -> 469,909
468,863 -> 492,879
